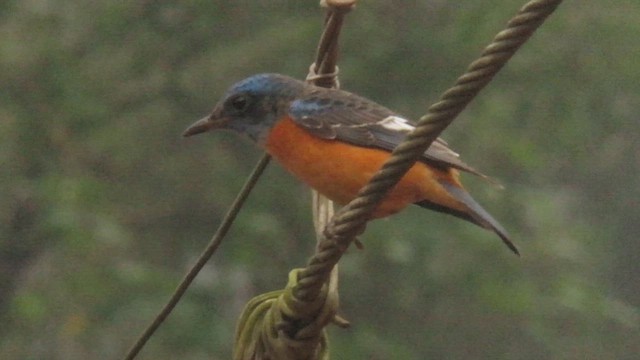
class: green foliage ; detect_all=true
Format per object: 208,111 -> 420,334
1,1 -> 639,359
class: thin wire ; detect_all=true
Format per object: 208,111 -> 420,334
123,154 -> 272,360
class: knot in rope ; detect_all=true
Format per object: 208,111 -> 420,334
234,269 -> 340,360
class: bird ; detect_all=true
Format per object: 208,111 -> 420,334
183,73 -> 518,254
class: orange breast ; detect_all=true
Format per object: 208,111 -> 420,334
264,116 -> 465,218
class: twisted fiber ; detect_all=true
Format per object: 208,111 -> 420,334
309,1 -> 351,88
295,0 -> 563,302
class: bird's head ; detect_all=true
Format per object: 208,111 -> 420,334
183,73 -> 305,143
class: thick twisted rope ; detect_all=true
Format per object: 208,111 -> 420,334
294,0 -> 564,302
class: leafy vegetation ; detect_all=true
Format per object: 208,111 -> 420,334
1,1 -> 639,359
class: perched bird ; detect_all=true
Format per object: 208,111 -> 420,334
184,74 -> 518,254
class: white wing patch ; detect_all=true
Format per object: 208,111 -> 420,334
379,116 -> 462,159
378,116 -> 415,133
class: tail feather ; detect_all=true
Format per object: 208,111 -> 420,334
415,181 -> 519,255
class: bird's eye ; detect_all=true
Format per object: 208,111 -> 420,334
229,95 -> 249,112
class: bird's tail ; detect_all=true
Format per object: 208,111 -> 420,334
415,181 -> 519,255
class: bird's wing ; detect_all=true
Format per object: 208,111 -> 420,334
288,87 -> 494,180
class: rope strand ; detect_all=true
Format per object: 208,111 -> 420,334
294,0 -> 564,302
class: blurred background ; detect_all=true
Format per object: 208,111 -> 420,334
1,1 -> 639,359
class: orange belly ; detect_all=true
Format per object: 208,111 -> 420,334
264,116 -> 466,218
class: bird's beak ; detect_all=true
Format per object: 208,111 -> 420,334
182,111 -> 229,137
